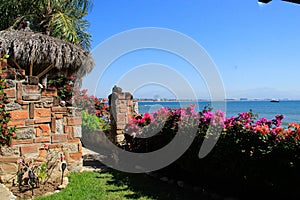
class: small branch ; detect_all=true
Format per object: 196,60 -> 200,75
11,58 -> 23,70
7,16 -> 25,31
29,60 -> 34,76
37,64 -> 54,78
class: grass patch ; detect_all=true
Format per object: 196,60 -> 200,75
35,169 -> 201,200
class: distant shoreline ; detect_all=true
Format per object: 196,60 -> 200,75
135,99 -> 300,103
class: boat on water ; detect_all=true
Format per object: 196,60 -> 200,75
270,99 -> 280,102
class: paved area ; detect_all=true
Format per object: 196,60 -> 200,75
0,183 -> 16,200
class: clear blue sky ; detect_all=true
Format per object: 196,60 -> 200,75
83,0 -> 300,100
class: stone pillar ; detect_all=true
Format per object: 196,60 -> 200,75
109,86 -> 134,146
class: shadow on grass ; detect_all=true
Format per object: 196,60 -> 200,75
94,168 -> 204,200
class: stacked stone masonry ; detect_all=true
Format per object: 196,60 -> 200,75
109,86 -> 138,146
0,65 -> 83,182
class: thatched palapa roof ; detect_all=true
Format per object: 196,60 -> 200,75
0,30 -> 94,78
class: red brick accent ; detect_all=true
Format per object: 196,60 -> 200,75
51,117 -> 56,133
34,118 -> 51,123
29,103 -> 34,119
34,108 -> 51,118
34,137 -> 51,143
3,88 -> 16,98
0,157 -> 19,162
69,152 -> 82,160
51,134 -> 68,143
51,107 -> 67,113
12,139 -> 33,145
8,120 -> 24,127
23,85 -> 40,94
25,119 -> 35,126
17,82 -> 22,100
49,144 -> 62,149
20,145 -> 39,155
68,138 -> 81,143
42,131 -> 51,136
55,114 -> 64,119
41,88 -> 57,97
67,127 -> 74,138
67,118 -> 82,126
9,110 -> 28,120
64,126 -> 69,133
36,128 -> 41,137
39,124 -> 50,132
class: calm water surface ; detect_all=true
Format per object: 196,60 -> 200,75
138,101 -> 300,125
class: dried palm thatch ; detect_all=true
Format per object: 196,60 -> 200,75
0,30 -> 94,78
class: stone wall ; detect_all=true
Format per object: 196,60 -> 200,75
0,65 -> 83,182
108,86 -> 138,146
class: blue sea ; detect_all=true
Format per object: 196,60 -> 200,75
137,100 -> 300,126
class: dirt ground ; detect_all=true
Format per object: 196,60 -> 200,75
6,176 -> 61,199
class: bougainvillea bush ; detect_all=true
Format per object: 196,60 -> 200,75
48,73 -> 110,131
125,104 -> 300,196
0,55 -> 16,147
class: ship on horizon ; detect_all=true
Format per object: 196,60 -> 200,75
270,99 -> 280,102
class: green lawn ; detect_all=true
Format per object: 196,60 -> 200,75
35,169 -> 202,200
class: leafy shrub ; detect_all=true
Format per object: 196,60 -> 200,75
125,104 -> 300,193
0,55 -> 16,147
81,110 -> 101,132
48,73 -> 110,131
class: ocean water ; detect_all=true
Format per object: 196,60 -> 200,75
137,100 -> 300,125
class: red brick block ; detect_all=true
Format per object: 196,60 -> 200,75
20,145 -> 39,155
8,120 -> 24,127
42,131 -> 51,136
39,124 -> 50,132
69,152 -> 82,160
0,157 -> 19,162
3,88 -> 16,98
68,138 -> 81,143
55,114 -> 64,119
67,126 -> 74,138
36,128 -> 41,137
25,119 -> 35,126
9,110 -> 28,120
41,88 -> 57,97
17,82 -> 22,100
34,118 -> 51,123
34,137 -> 51,143
29,103 -> 34,119
12,139 -> 33,145
51,107 -> 67,113
34,108 -> 51,118
52,134 -> 68,143
49,144 -> 62,149
51,117 -> 56,133
67,117 -> 82,126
